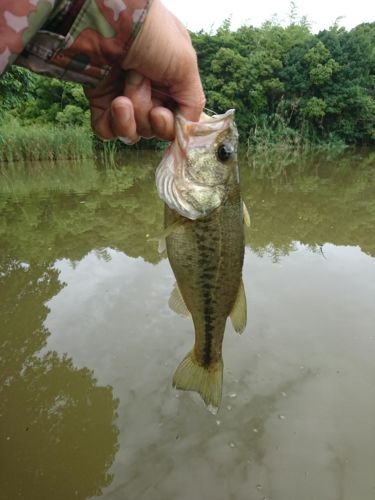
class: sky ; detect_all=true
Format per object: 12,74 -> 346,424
162,0 -> 375,33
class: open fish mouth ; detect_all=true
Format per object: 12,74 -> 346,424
155,109 -> 238,220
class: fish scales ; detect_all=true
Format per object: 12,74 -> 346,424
166,187 -> 244,368
156,109 -> 248,411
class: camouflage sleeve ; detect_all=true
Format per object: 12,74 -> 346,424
0,0 -> 152,87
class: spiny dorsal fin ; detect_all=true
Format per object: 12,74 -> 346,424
230,279 -> 247,334
169,283 -> 190,318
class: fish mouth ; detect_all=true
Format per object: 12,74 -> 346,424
176,109 -> 238,189
176,109 -> 236,138
155,109 -> 238,220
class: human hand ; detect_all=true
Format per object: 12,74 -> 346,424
84,0 -> 205,144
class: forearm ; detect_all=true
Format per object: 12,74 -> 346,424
0,0 -> 152,86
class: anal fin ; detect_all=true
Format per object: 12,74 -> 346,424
230,279 -> 247,334
169,283 -> 190,318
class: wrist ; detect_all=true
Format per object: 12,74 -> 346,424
52,0 -> 153,67
123,0 -> 186,78
16,0 -> 154,87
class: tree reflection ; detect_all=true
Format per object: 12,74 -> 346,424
1,151 -> 374,266
240,150 -> 375,259
0,262 -> 119,500
0,157 -> 163,265
0,149 -> 374,497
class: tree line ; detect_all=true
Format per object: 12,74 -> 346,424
192,18 -> 374,146
0,17 -> 374,148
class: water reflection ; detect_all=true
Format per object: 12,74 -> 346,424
0,262 -> 119,499
1,150 -> 375,500
1,151 -> 374,266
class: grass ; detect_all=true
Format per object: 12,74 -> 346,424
0,122 -> 168,165
98,140 -> 118,167
0,122 -> 94,162
0,114 -> 351,168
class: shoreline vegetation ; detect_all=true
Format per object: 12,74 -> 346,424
0,122 -> 93,163
0,13 -> 374,164
0,115 -> 355,165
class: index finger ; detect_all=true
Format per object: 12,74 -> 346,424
169,55 -> 206,122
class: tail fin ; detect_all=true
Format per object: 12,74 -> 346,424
172,351 -> 223,412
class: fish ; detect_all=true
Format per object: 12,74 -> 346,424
155,109 -> 249,412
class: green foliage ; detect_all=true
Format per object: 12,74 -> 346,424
302,97 -> 327,119
21,75 -> 90,126
0,67 -> 36,120
0,18 -> 374,156
56,104 -> 90,127
192,20 -> 375,146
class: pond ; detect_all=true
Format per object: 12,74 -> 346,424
1,150 -> 375,500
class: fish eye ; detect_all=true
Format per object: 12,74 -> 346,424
217,143 -> 234,162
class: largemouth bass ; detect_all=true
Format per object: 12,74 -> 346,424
156,110 -> 249,412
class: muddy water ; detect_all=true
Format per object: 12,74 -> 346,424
1,151 -> 375,500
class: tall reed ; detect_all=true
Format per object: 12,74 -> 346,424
0,123 -> 93,162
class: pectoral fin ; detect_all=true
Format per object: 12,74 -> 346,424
169,283 -> 190,318
158,238 -> 166,254
148,219 -> 186,254
230,280 -> 247,334
243,202 -> 251,227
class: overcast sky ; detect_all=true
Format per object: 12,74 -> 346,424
163,0 -> 374,33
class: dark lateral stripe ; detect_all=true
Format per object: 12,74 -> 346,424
203,324 -> 213,367
198,236 -> 218,366
197,242 -> 213,249
201,272 -> 215,280
202,265 -> 217,272
202,294 -> 215,366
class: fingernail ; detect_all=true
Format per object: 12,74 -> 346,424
114,103 -> 130,127
118,136 -> 134,145
156,114 -> 167,132
157,114 -> 174,140
126,70 -> 144,86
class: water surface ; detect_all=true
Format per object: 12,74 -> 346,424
1,151 -> 375,500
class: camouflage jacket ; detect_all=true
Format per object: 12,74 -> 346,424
0,0 -> 152,87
